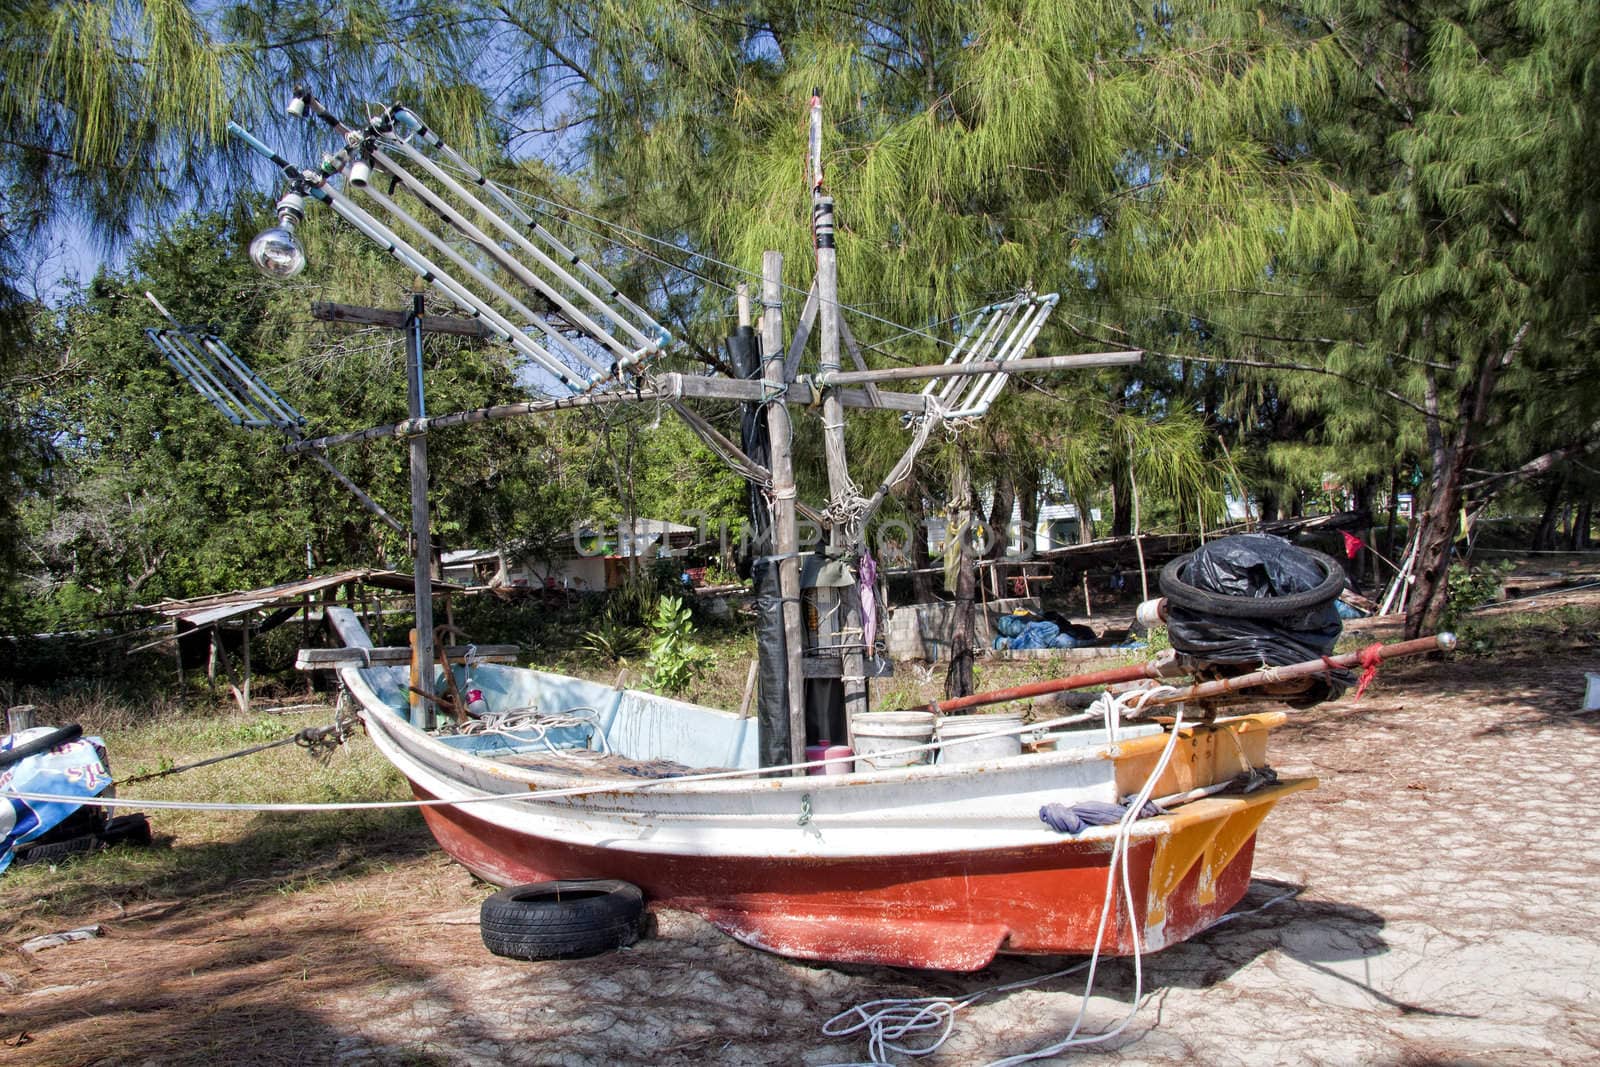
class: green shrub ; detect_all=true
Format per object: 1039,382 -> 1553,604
581,608 -> 645,664
1442,559 -> 1513,628
642,596 -> 712,695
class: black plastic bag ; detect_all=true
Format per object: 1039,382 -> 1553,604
1160,534 -> 1351,698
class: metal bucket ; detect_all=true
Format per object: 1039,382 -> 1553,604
936,714 -> 1024,765
851,711 -> 936,771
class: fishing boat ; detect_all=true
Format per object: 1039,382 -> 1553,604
327,608 -> 1317,971
218,91 -> 1450,972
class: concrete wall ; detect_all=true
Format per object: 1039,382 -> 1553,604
883,596 -> 1041,662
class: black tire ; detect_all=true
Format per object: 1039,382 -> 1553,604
32,801 -> 108,844
13,833 -> 101,866
480,879 -> 644,961
101,813 -> 153,848
1160,547 -> 1345,619
0,724 -> 84,771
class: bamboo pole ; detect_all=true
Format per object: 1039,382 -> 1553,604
762,253 -> 809,771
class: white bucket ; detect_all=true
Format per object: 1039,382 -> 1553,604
936,714 -> 1024,765
852,711 -> 936,771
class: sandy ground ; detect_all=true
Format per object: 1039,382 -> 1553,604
4,632 -> 1599,1064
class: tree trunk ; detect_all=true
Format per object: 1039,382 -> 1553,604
1383,467 -> 1402,564
1259,487 -> 1280,524
1405,323 -> 1530,638
908,490 -> 935,604
945,454 -> 976,700
1533,475 -> 1564,551
1016,466 -> 1040,556
984,470 -> 1015,598
1353,478 -> 1376,590
1567,496 -> 1590,551
1111,459 -> 1133,537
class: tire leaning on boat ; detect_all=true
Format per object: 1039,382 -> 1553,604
479,879 -> 645,961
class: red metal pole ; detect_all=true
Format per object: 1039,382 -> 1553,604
1126,632 -> 1455,712
911,660 -> 1172,714
909,631 -> 1456,715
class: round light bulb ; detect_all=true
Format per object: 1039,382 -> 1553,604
248,225 -> 307,278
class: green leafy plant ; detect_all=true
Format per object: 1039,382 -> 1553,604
581,608 -> 644,664
642,596 -> 711,695
1442,560 -> 1513,629
607,565 -> 663,627
236,717 -> 286,744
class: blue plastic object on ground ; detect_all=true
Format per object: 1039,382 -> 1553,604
0,728 -> 113,873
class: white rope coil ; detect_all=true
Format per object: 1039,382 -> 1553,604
822,686 -> 1188,1066
456,706 -> 613,761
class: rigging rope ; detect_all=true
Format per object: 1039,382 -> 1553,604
116,702 -> 358,785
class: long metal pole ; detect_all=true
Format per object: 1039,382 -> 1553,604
1125,633 -> 1457,714
815,350 -> 1142,387
762,252 -> 808,771
915,632 -> 1456,715
406,282 -> 436,729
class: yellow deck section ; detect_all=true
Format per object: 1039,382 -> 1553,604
1109,711 -> 1287,797
1141,777 -> 1317,927
1104,712 -> 1316,930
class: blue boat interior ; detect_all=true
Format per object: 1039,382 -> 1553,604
359,662 -> 762,770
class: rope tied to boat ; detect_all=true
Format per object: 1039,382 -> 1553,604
119,702 -> 357,784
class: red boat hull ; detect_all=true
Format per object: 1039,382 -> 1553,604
414,783 -> 1264,971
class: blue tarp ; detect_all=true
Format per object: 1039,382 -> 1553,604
0,728 -> 113,873
993,615 -> 1078,650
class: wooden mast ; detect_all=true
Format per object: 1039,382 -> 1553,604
811,92 -> 869,732
761,253 -> 809,770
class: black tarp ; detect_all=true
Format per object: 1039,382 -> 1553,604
1161,534 -> 1351,699
731,326 -> 791,768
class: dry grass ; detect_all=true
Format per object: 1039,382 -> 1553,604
0,696 -> 423,938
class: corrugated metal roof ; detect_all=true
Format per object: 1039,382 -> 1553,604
145,568 -> 463,626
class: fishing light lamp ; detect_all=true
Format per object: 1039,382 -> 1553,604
248,191 -> 308,278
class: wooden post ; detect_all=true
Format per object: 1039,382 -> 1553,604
301,594 -> 314,696
207,629 -> 220,694
738,659 -> 760,718
310,295 -> 486,728
174,620 -> 185,704
6,705 -> 37,734
761,252 -> 809,771
241,611 -> 252,711
406,280 -> 437,729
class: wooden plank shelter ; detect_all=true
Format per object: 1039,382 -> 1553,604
131,568 -> 465,713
